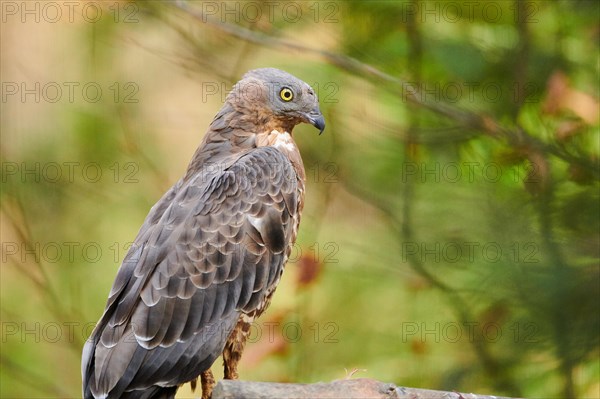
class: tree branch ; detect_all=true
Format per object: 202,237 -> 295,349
212,379 -> 521,399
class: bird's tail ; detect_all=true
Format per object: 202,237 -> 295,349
120,386 -> 178,399
81,335 -> 97,399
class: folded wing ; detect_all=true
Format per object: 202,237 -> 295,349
82,147 -> 299,398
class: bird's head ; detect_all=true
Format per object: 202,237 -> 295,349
227,68 -> 325,134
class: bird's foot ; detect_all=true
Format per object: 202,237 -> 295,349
223,363 -> 239,380
200,369 -> 215,399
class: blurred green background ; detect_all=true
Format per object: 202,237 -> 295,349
1,1 -> 599,398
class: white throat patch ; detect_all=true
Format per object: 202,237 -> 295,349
270,130 -> 296,152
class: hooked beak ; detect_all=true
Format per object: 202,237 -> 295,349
304,107 -> 325,135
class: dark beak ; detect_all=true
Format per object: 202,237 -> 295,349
305,108 -> 325,135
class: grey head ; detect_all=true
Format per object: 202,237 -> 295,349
228,67 -> 325,134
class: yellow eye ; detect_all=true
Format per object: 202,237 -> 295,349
279,87 -> 294,102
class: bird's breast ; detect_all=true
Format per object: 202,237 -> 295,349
257,129 -> 306,183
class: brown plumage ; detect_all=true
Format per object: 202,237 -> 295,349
82,68 -> 325,399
